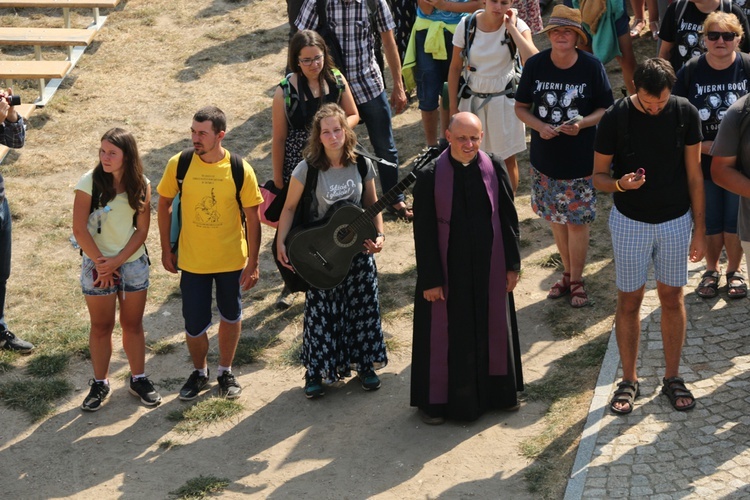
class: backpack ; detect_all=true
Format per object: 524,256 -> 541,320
315,0 -> 384,79
614,95 -> 686,167
278,68 -> 345,126
169,148 -> 246,254
458,10 -> 523,106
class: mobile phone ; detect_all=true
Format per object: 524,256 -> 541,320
92,269 -> 121,287
633,168 -> 645,181
553,115 -> 583,132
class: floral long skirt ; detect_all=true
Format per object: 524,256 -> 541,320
301,252 -> 388,382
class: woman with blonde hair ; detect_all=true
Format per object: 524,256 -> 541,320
673,11 -> 750,298
276,103 -> 387,399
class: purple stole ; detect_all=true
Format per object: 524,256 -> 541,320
429,150 -> 509,404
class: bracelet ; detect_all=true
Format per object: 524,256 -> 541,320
614,180 -> 626,193
376,232 -> 385,240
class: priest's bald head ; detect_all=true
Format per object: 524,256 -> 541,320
445,112 -> 484,164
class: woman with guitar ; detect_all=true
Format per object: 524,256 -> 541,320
276,104 -> 387,399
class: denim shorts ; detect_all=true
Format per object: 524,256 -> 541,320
609,206 -> 693,292
415,28 -> 454,111
704,178 -> 739,235
81,253 -> 150,296
180,269 -> 242,337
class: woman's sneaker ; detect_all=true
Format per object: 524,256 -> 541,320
129,376 -> 162,406
304,373 -> 325,399
358,368 -> 381,391
81,380 -> 110,412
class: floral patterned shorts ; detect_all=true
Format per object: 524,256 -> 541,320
530,166 -> 596,225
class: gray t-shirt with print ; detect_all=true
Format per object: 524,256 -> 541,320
711,93 -> 750,241
291,158 -> 377,222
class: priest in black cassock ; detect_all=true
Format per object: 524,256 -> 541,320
411,112 -> 524,425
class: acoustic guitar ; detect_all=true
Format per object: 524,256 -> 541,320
286,146 -> 441,290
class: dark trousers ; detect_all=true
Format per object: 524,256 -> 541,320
0,198 -> 12,332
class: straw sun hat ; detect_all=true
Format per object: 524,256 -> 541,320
539,5 -> 589,46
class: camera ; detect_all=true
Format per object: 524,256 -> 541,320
1,95 -> 21,106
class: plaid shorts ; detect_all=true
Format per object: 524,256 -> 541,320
609,206 -> 693,292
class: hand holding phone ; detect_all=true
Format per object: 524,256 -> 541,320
633,168 -> 645,181
553,115 -> 583,132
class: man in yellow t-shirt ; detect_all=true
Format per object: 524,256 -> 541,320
157,106 -> 262,401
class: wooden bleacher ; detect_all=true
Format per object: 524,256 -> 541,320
0,103 -> 35,163
0,0 -> 121,105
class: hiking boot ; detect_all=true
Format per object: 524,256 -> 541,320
358,368 -> 381,391
304,373 -> 324,399
81,380 -> 110,412
275,285 -> 295,310
129,376 -> 162,406
179,369 -> 210,401
0,330 -> 34,354
217,371 -> 242,399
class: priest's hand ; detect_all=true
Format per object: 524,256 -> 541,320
423,286 -> 445,302
506,271 -> 520,292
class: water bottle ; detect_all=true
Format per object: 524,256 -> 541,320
87,205 -> 111,235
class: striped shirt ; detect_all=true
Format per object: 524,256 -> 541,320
296,0 -> 395,105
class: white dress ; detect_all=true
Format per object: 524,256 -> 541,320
453,16 -> 529,159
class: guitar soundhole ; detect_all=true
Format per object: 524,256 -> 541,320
334,225 -> 357,248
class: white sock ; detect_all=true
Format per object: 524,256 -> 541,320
95,378 -> 109,386
218,365 -> 231,376
131,373 -> 145,381
197,367 -> 208,377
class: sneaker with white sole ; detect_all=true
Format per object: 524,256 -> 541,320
129,377 -> 162,406
0,330 -> 34,354
179,369 -> 210,401
217,371 -> 242,399
81,380 -> 110,412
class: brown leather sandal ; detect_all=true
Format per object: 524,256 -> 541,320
569,280 -> 589,308
547,272 -> 570,299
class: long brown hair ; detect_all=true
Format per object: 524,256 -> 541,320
288,30 -> 338,102
92,128 -> 147,213
303,103 -> 357,171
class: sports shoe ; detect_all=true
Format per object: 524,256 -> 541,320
217,371 -> 242,399
81,380 -> 110,412
179,369 -> 210,401
0,330 -> 34,354
129,376 -> 162,406
304,373 -> 324,399
358,368 -> 381,391
275,285 -> 296,310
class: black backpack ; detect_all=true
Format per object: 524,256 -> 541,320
614,96 -> 687,167
170,148 -> 246,254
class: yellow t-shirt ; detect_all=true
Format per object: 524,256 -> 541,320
157,150 -> 262,274
74,169 -> 148,263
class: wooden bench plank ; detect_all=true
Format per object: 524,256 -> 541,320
0,27 -> 95,47
0,0 -> 119,7
0,60 -> 71,79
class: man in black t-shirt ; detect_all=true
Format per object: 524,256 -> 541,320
593,59 -> 706,416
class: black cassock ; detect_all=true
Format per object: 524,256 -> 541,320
411,154 -> 523,421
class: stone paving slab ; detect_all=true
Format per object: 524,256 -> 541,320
565,265 -> 750,499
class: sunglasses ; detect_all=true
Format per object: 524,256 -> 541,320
705,31 -> 738,41
298,54 -> 324,66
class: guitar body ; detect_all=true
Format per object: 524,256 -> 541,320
286,204 -> 377,290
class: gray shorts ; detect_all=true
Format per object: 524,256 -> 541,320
81,253 -> 150,296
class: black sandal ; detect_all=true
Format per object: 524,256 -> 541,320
726,271 -> 747,299
610,380 -> 640,415
661,376 -> 696,411
696,270 -> 720,298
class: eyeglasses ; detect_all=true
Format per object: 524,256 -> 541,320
298,54 -> 324,66
705,31 -> 738,42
